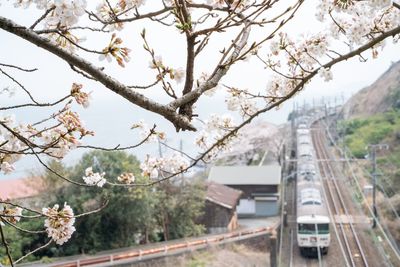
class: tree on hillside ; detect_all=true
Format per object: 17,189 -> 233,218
1,0 -> 400,264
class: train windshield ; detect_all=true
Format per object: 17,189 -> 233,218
298,223 -> 329,234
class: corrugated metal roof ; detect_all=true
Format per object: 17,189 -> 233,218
208,165 -> 281,185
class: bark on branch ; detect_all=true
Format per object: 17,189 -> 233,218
0,16 -> 195,131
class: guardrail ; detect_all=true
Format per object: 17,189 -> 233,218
37,226 -> 275,267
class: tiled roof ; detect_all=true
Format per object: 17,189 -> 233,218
206,181 -> 242,209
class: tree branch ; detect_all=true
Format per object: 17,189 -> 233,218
0,16 -> 195,131
0,222 -> 14,267
170,15 -> 252,110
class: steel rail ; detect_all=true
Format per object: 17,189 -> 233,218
317,130 -> 369,267
309,130 -> 350,267
312,128 -> 354,267
313,126 -> 369,267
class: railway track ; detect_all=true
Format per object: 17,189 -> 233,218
312,126 -> 369,267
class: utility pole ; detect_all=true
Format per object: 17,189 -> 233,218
368,144 -> 389,228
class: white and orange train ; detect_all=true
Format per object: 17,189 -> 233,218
296,122 -> 330,256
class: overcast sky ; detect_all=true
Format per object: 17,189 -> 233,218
1,1 -> 399,179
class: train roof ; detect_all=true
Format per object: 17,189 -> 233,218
297,145 -> 313,157
298,135 -> 311,145
300,188 -> 322,205
297,129 -> 310,135
297,215 -> 330,224
297,202 -> 329,218
298,162 -> 316,170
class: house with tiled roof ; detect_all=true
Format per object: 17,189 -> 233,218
0,177 -> 43,201
201,181 -> 242,234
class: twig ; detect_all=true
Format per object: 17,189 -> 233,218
1,218 -> 46,234
0,62 -> 37,72
0,95 -> 70,111
0,68 -> 39,104
78,125 -> 157,151
74,199 -> 109,218
30,6 -> 55,30
0,222 -> 14,267
14,240 -> 52,264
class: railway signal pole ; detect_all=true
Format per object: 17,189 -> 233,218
368,144 -> 389,228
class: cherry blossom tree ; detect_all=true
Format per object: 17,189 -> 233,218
0,0 -> 400,264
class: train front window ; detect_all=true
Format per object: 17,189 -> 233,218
298,223 -> 329,234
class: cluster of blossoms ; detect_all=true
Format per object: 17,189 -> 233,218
117,172 -> 135,184
225,87 -> 258,118
140,152 -> 190,179
82,167 -> 107,187
162,0 -> 250,8
14,0 -> 87,29
95,0 -> 146,31
316,0 -> 399,46
209,0 -> 248,9
1,206 -> 22,224
131,120 -> 165,143
140,155 -> 159,179
71,83 -> 91,108
265,75 -> 302,101
0,115 -> 25,174
47,0 -> 87,28
195,114 -> 241,161
318,67 -> 333,82
47,31 -> 85,53
43,203 -> 76,245
100,33 -> 131,67
0,94 -> 93,174
265,1 -> 399,102
269,32 -> 330,75
149,56 -> 185,84
265,31 -> 333,99
14,1 -> 87,53
45,108 -> 93,159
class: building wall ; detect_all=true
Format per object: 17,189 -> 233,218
227,211 -> 239,231
224,185 -> 280,217
226,185 -> 278,199
201,201 -> 238,233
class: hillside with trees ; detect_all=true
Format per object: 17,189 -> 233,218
339,61 -> 400,246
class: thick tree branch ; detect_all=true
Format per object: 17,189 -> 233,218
0,16 -> 195,131
170,17 -> 252,110
178,0 -> 196,118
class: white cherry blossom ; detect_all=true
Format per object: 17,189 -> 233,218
43,203 -> 76,245
318,67 -> 333,82
83,167 -> 107,187
117,172 -> 135,184
2,206 -> 22,223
